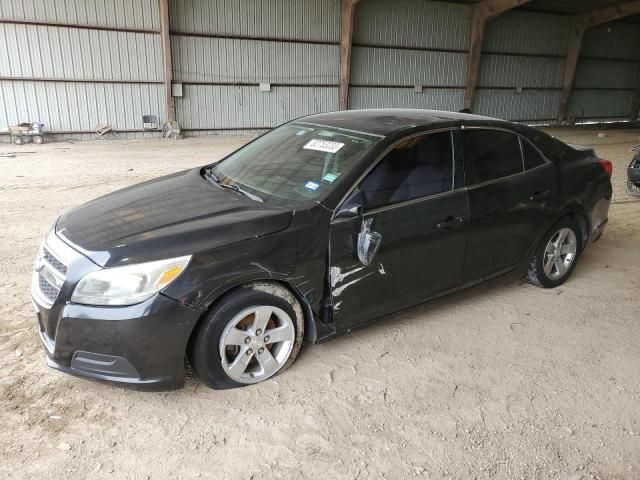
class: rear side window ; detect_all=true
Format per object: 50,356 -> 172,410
521,139 -> 547,170
463,130 -> 523,185
360,131 -> 453,210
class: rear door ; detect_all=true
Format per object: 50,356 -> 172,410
461,128 -> 558,284
329,129 -> 469,330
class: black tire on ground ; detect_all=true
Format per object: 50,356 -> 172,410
13,136 -> 24,145
526,218 -> 582,289
188,282 -> 304,389
33,135 -> 43,144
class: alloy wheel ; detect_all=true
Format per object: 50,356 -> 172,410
543,227 -> 577,280
219,305 -> 295,384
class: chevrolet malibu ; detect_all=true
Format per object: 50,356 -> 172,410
31,109 -> 612,390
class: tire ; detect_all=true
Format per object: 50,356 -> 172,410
189,282 -> 304,389
33,135 -> 43,144
526,218 -> 582,288
13,136 -> 24,145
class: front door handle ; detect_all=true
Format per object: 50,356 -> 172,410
436,216 -> 464,229
530,190 -> 550,201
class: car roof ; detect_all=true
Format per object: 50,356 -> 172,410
297,108 -> 508,136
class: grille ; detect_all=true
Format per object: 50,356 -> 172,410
38,274 -> 60,302
35,244 -> 69,304
43,247 -> 68,275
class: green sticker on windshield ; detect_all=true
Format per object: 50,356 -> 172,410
322,173 -> 338,183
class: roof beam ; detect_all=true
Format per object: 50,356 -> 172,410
557,0 -> 640,123
339,0 -> 359,111
464,0 -> 532,111
578,1 -> 640,29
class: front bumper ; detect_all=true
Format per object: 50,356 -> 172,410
31,231 -> 202,390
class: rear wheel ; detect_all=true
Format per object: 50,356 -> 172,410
189,282 -> 304,389
12,136 -> 24,145
527,219 -> 581,288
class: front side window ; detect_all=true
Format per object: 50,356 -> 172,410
211,123 -> 378,206
360,131 -> 454,210
463,130 -> 523,185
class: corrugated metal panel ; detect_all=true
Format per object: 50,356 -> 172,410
484,11 -> 570,56
478,54 -> 564,88
568,89 -> 634,120
175,85 -> 338,128
0,23 -> 162,80
172,36 -> 338,84
0,80 -> 164,130
349,87 -> 464,111
581,22 -> 640,61
0,0 -> 159,30
574,60 -> 639,89
350,46 -> 466,86
475,89 -> 562,121
353,0 -> 470,49
169,0 -> 339,41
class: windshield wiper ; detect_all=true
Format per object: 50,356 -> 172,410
204,169 -> 263,203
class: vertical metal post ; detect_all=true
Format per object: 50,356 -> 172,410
557,20 -> 585,123
630,74 -> 640,122
463,9 -> 486,111
339,0 -> 358,111
159,0 -> 175,122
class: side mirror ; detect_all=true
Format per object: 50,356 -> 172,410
334,189 -> 363,220
357,218 -> 382,266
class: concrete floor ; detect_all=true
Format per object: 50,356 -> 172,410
1,127 -> 639,479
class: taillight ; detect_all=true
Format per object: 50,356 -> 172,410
599,158 -> 613,177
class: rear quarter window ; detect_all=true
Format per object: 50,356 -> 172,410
521,139 -> 547,170
463,130 -> 523,185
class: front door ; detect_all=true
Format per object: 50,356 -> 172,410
328,130 -> 469,331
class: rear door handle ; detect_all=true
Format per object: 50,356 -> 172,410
530,190 -> 550,201
436,216 -> 464,229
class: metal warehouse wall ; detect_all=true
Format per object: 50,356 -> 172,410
169,0 -> 339,134
349,0 -> 469,112
350,0 -> 639,124
0,0 -> 164,140
570,22 -> 640,122
1,0 -> 639,139
476,10 -> 569,122
348,1 -> 574,122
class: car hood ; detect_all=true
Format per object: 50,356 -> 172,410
56,168 -> 294,267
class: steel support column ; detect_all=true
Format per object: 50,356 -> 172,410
159,0 -> 175,122
339,0 -> 359,111
631,77 -> 640,121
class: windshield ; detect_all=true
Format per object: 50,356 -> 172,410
210,123 -> 379,205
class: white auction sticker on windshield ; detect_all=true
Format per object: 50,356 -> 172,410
303,139 -> 345,154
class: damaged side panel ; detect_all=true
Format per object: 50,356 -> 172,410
163,206 -> 332,343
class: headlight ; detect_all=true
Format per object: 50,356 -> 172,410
71,256 -> 191,306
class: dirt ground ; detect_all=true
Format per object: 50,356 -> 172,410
1,127 -> 639,480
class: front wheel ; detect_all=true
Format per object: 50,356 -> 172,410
526,219 -> 581,288
189,282 -> 304,389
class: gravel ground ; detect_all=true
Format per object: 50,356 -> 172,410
0,128 -> 639,480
